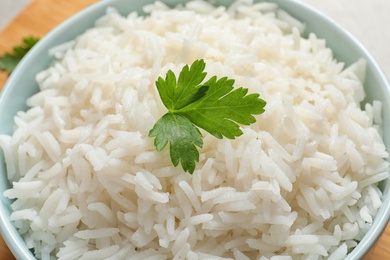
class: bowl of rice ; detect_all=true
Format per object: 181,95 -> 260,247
1,0 -> 389,259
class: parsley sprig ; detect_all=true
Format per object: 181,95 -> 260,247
149,59 -> 266,174
0,36 -> 39,74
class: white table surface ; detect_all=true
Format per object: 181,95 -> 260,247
0,0 -> 389,79
0,0 -> 31,31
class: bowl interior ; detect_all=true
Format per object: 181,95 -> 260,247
0,0 -> 389,259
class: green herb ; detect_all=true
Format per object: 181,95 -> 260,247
0,36 -> 39,74
149,59 -> 266,174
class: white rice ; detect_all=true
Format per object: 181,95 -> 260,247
0,0 -> 388,259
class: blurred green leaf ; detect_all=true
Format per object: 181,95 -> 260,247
0,36 -> 39,74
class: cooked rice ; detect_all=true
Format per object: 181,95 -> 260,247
0,0 -> 388,259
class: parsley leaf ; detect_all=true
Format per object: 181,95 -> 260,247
155,59 -> 209,110
179,76 -> 265,139
149,59 -> 266,174
0,36 -> 39,74
149,113 -> 203,174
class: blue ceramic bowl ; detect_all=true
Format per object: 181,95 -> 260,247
0,0 -> 389,259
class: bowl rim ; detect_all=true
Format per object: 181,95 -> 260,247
271,1 -> 390,258
0,1 -> 123,259
0,0 -> 389,259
